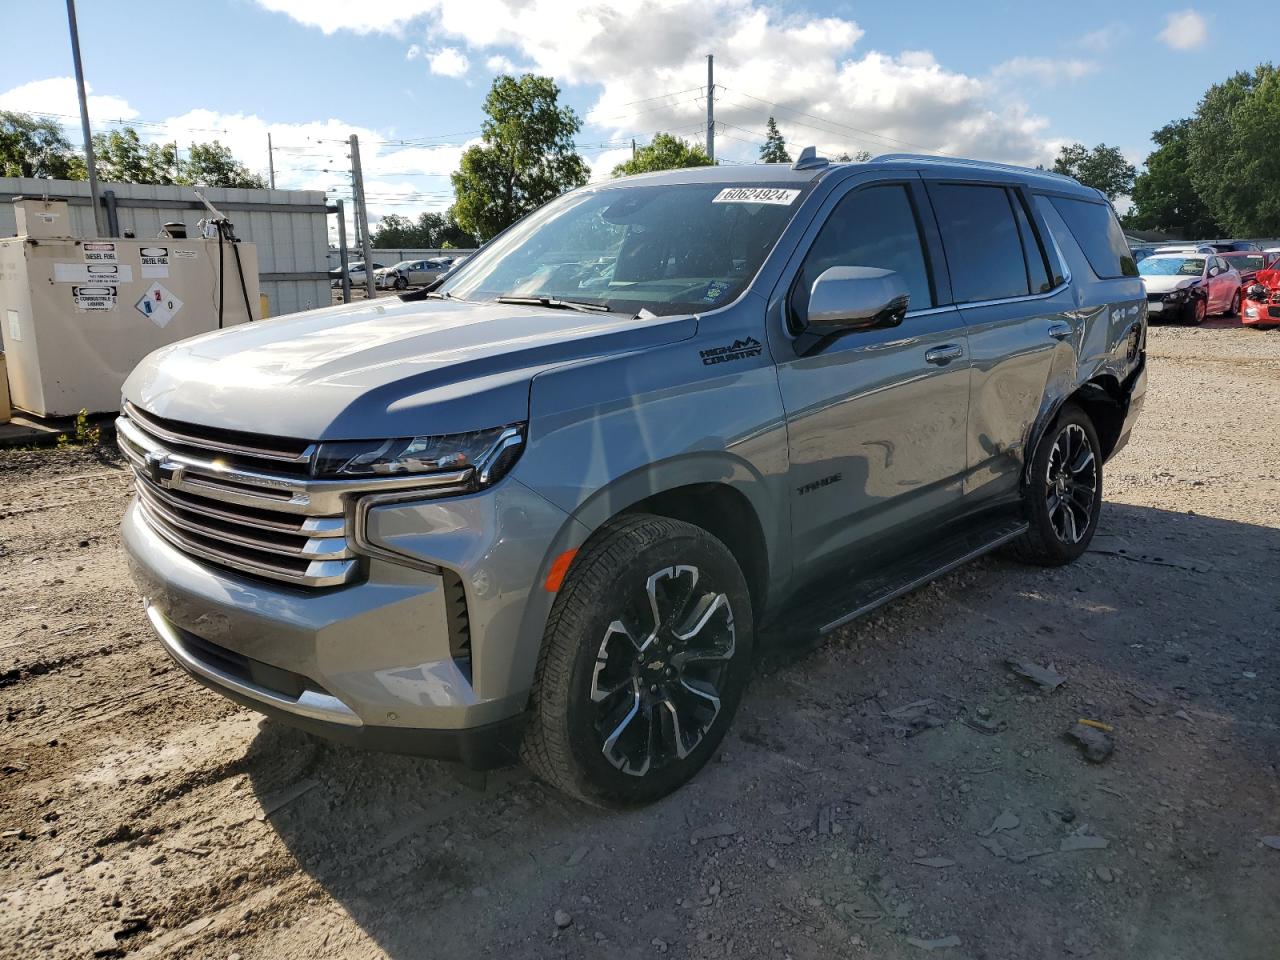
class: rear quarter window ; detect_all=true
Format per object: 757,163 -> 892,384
1047,196 -> 1138,279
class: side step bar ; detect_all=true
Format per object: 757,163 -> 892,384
764,518 -> 1028,644
818,520 -> 1027,634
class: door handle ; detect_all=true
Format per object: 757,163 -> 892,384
1047,321 -> 1072,341
924,344 -> 963,365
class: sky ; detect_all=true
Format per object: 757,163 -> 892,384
0,1 -> 1269,229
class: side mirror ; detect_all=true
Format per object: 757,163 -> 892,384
806,266 -> 910,333
1208,266 -> 1221,277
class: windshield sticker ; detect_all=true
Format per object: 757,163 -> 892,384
712,187 -> 800,206
702,280 -> 730,303
700,336 -> 763,366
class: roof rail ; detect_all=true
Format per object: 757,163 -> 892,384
792,146 -> 830,171
871,153 -> 1079,184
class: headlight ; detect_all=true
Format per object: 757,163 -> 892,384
313,424 -> 525,486
1165,289 -> 1187,301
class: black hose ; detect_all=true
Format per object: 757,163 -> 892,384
216,223 -> 225,329
229,231 -> 253,321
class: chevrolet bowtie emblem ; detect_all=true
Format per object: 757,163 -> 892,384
144,450 -> 184,488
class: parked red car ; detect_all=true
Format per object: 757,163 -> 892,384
1241,268 -> 1280,329
1219,251 -> 1274,290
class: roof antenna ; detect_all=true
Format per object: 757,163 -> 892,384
792,146 -> 829,171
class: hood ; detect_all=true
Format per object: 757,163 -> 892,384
1140,275 -> 1198,295
124,296 -> 697,440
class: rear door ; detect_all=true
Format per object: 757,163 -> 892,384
772,177 -> 971,577
923,179 -> 1076,503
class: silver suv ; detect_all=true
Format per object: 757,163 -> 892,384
119,151 -> 1147,806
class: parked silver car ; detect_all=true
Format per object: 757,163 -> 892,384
118,152 -> 1146,805
378,257 -> 462,290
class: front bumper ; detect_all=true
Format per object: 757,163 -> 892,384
123,477 -> 584,768
1242,300 -> 1280,325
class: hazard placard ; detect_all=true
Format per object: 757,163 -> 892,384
134,282 -> 183,328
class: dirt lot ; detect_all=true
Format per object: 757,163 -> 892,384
2,320 -> 1277,960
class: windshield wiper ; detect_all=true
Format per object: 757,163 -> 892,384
494,295 -> 610,314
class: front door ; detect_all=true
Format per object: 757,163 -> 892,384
772,179 -> 971,578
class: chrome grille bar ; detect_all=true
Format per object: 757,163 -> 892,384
118,405 -> 472,589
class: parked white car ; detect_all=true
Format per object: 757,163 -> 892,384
1139,253 -> 1241,324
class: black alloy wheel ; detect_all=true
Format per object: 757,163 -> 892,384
1044,422 -> 1098,546
521,515 -> 753,806
590,564 -> 735,777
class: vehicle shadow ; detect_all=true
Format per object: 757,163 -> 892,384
246,501 -> 1279,960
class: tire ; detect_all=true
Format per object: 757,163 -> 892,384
1226,289 -> 1241,317
1185,296 -> 1207,325
394,275 -> 408,290
521,514 -> 754,807
1006,404 -> 1103,567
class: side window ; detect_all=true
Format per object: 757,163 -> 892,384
1010,192 -> 1053,294
1046,196 -> 1138,278
789,184 -> 933,329
929,184 -> 1031,303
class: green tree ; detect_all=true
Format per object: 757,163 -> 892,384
0,111 -> 85,179
371,209 -> 477,248
370,213 -> 418,247
451,74 -> 588,240
1125,119 -> 1222,237
92,128 -> 175,184
611,132 -> 712,177
834,150 -> 872,162
1187,63 -> 1280,236
180,140 -> 267,188
1051,142 -> 1136,201
759,117 -> 791,164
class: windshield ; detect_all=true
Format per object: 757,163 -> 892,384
439,182 -> 808,316
1139,257 -> 1204,277
1225,254 -> 1265,272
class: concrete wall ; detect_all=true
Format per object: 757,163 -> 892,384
0,177 -> 330,316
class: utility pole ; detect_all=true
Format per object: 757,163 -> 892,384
66,0 -> 104,236
267,132 -> 275,189
348,134 -> 376,300
631,138 -> 636,161
334,198 -> 351,303
706,54 -> 715,164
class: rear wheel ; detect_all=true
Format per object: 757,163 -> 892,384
1007,404 -> 1103,567
521,515 -> 753,806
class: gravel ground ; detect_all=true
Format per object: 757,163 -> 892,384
1,320 -> 1277,960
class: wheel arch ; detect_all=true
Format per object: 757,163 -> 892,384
559,454 -> 782,619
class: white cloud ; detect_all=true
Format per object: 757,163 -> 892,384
406,43 -> 422,60
0,77 -> 138,125
1158,10 -> 1208,51
253,0 -> 436,34
485,54 -> 517,73
1077,24 -> 1127,52
427,46 -> 469,77
991,57 -> 1098,85
254,0 -> 1064,167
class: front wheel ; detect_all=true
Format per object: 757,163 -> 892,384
521,515 -> 754,806
1007,404 -> 1103,566
1186,296 -> 1207,325
394,275 -> 408,290
1226,289 -> 1241,317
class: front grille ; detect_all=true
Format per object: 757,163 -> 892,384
118,407 -> 359,589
